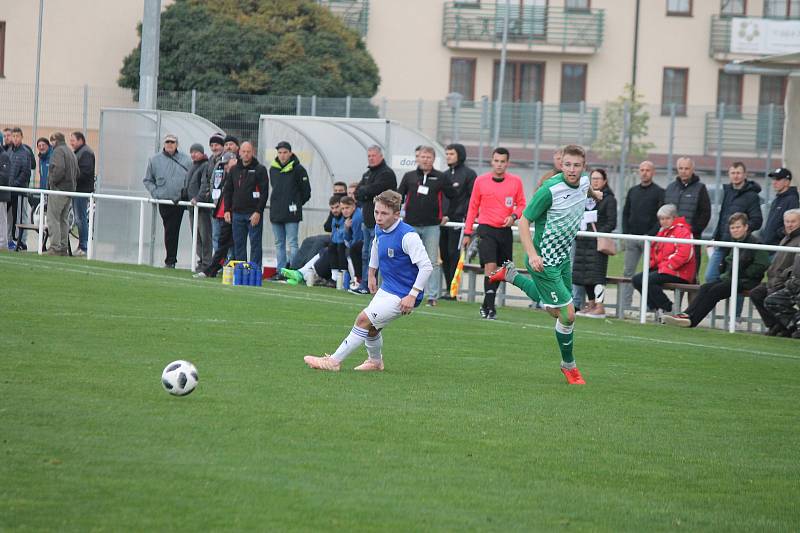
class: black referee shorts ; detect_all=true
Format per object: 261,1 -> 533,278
476,224 -> 513,267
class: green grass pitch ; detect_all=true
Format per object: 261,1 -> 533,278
1,254 -> 798,531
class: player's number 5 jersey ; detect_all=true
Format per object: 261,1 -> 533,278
522,174 -> 590,267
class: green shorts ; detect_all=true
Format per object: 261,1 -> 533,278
524,258 -> 573,308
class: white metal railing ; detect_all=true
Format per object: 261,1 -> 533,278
0,185 -> 215,272
4,184 -> 797,334
442,221 -> 800,334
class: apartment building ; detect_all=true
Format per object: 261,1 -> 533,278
0,1 -> 796,163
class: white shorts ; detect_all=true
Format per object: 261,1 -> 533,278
364,289 -> 403,330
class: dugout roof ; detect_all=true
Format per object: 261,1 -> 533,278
258,115 -> 446,213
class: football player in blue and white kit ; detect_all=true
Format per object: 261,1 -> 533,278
304,190 -> 433,372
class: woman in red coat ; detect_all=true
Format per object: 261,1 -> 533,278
632,204 -> 695,317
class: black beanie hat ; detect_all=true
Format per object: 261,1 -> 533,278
223,135 -> 240,146
209,133 -> 225,146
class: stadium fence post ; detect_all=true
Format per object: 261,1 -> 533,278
87,194 -> 95,260
728,246 -> 740,333
37,190 -> 46,255
138,200 -> 146,265
640,238 -> 650,325
191,204 -> 199,273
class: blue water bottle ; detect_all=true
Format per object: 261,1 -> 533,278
233,263 -> 243,285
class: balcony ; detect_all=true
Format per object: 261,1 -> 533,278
710,15 -> 800,60
442,2 -> 604,54
704,106 -> 784,155
437,101 -> 600,146
317,0 -> 369,38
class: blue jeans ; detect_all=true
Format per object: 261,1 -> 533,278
413,225 -> 442,301
359,224 -> 375,288
272,221 -> 299,270
705,246 -> 726,283
232,212 -> 263,267
72,197 -> 89,251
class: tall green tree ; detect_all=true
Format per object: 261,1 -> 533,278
118,0 -> 380,97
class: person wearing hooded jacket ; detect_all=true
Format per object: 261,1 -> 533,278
186,143 -> 212,271
632,204 -> 696,318
664,157 -> 711,280
269,141 -> 311,277
439,143 -> 476,298
705,162 -> 762,283
573,169 -> 617,318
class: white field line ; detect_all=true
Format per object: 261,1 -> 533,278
2,256 -> 798,361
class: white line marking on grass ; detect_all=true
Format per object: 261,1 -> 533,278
3,256 -> 797,361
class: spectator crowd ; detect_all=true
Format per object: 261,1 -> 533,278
3,123 -> 800,338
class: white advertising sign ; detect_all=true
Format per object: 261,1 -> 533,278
730,17 -> 800,55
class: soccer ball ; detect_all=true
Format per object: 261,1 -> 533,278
161,360 -> 199,396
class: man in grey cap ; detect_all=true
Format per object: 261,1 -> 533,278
186,143 -> 212,271
143,133 -> 191,267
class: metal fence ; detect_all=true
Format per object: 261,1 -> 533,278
1,80 -> 787,224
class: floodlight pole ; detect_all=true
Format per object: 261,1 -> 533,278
32,0 -> 44,143
491,0 -> 510,148
139,0 -> 161,110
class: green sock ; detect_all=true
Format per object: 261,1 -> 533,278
512,275 -> 541,303
554,319 -> 575,366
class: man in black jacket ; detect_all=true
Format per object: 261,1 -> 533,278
398,145 -> 454,305
7,128 -> 33,250
706,162 -> 763,282
69,131 -> 95,256
621,160 -> 664,310
269,141 -> 310,277
761,168 -> 799,246
439,143 -> 476,299
664,157 -> 711,279
351,145 -> 397,294
224,141 -> 269,267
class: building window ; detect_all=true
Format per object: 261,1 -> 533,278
717,71 -> 743,115
763,0 -> 800,18
667,0 -> 692,15
566,0 -> 590,11
721,0 -> 747,16
492,61 -> 545,103
759,75 -> 787,106
0,22 -> 5,78
662,67 -> 688,116
560,63 -> 587,111
449,58 -> 476,101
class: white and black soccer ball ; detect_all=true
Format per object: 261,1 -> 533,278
161,360 -> 199,396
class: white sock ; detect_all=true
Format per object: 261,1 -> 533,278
331,326 -> 369,362
299,254 -> 320,285
594,284 -> 605,304
364,333 -> 383,361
